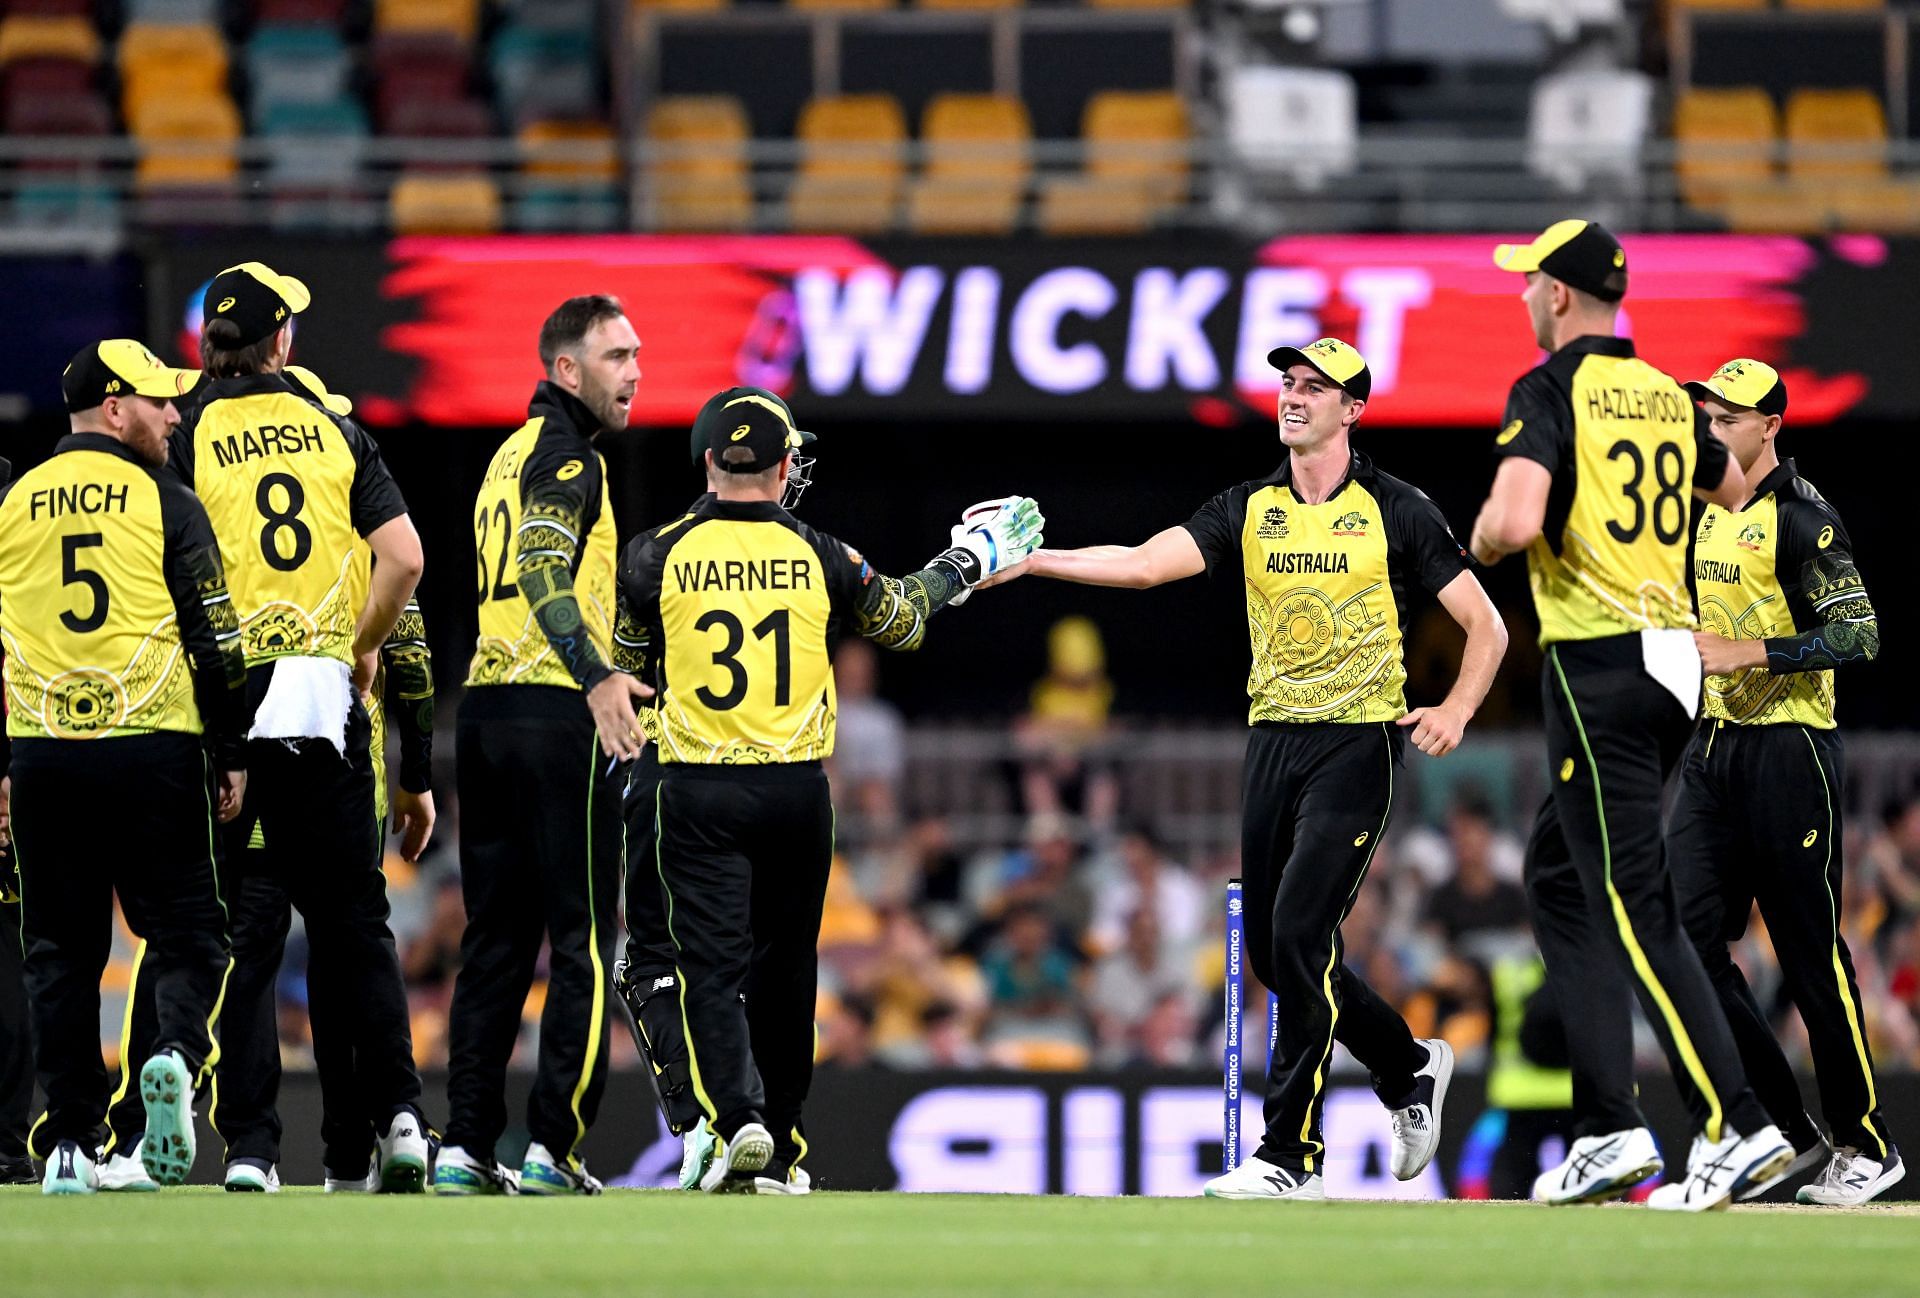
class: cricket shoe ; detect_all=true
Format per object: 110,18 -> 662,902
1389,1038 -> 1454,1180
679,1117 -> 718,1191
0,1153 -> 38,1186
1532,1127 -> 1662,1205
1738,1134 -> 1829,1203
97,1140 -> 159,1192
1202,1156 -> 1326,1201
377,1109 -> 430,1193
700,1121 -> 775,1194
41,1140 -> 98,1196
1797,1146 -> 1905,1207
224,1159 -> 281,1193
432,1144 -> 518,1196
1648,1124 -> 1793,1213
324,1165 -> 380,1193
139,1050 -> 195,1187
520,1141 -> 604,1196
753,1163 -> 813,1196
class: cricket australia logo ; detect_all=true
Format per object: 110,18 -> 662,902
1699,513 -> 1718,543
1256,506 -> 1289,540
1737,523 -> 1766,552
1330,510 -> 1370,537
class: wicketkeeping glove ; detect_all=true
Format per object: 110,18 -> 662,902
929,496 -> 1044,602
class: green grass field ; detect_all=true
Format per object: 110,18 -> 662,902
3,1189 -> 1916,1298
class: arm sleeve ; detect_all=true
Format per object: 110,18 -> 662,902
342,420 -> 410,538
1691,405 -> 1732,490
1385,481 -> 1472,595
1764,500 -> 1879,674
1179,483 -> 1248,575
378,598 -> 434,793
516,441 -> 612,692
1491,370 -> 1573,473
813,529 -> 963,654
612,537 -> 653,678
159,477 -> 249,769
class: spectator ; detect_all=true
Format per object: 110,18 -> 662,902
832,639 -> 907,834
1422,793 -> 1531,958
1010,617 -> 1120,831
1088,909 -> 1196,1066
1088,826 -> 1205,958
873,815 -> 970,944
962,814 -> 1093,956
980,903 -> 1089,1066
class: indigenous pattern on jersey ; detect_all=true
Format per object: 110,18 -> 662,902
1692,459 -> 1874,729
170,373 -> 408,667
466,384 -> 617,691
0,435 -> 245,748
367,596 -> 434,821
1182,451 -> 1467,725
1494,336 -> 1730,645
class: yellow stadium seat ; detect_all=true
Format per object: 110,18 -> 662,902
375,0 -> 482,41
0,14 -> 101,66
1083,90 -> 1188,201
118,22 -> 228,82
788,0 -> 895,11
1667,0 -> 1767,11
1036,178 -> 1160,235
632,0 -> 730,9
519,120 -> 620,180
646,94 -> 753,230
908,93 -> 1031,234
1673,86 -> 1777,210
789,93 -> 906,232
122,61 -> 232,127
390,171 -> 504,233
916,0 -> 1019,10
1826,180 -> 1920,231
1785,88 -> 1887,182
1086,0 -> 1189,8
1719,181 -> 1832,234
1782,0 -> 1885,11
134,94 -> 242,189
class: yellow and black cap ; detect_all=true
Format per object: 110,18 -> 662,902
204,260 -> 311,347
694,385 -> 816,474
1492,219 -> 1628,302
284,364 -> 353,417
1267,336 -> 1372,401
1685,358 -> 1787,417
61,339 -> 198,413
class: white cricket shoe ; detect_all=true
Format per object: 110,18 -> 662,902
679,1118 -> 717,1191
1648,1124 -> 1793,1213
1203,1155 -> 1326,1201
1532,1127 -> 1663,1205
376,1110 -> 430,1193
753,1166 -> 813,1196
223,1159 -> 281,1193
1797,1146 -> 1905,1207
97,1140 -> 159,1192
700,1121 -> 774,1194
1389,1038 -> 1453,1180
324,1165 -> 380,1193
41,1140 -> 99,1196
1738,1136 -> 1829,1203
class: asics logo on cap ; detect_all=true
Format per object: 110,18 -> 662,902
731,424 -> 752,441
217,296 -> 236,312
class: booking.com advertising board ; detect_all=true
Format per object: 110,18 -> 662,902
120,232 -> 1920,429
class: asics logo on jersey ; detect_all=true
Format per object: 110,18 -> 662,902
1497,419 -> 1524,446
1818,526 -> 1834,549
1803,829 -> 1819,848
557,459 -> 584,482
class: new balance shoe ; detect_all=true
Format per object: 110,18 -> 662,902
138,1050 -> 195,1187
97,1140 -> 159,1192
432,1144 -> 517,1196
1389,1038 -> 1454,1180
1738,1134 -> 1830,1203
1202,1155 -> 1326,1201
700,1121 -> 775,1194
377,1109 -> 430,1194
224,1158 -> 281,1193
1648,1124 -> 1793,1213
679,1118 -> 717,1192
1797,1146 -> 1905,1207
324,1165 -> 380,1193
752,1163 -> 813,1196
1532,1127 -> 1662,1205
520,1141 -> 604,1196
41,1140 -> 98,1196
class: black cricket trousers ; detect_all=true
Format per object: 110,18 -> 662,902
1669,721 -> 1892,1158
1242,722 -> 1424,1173
620,744 -> 704,1135
654,761 -> 832,1173
446,685 -> 620,1165
8,733 -> 228,1156
1523,634 -> 1770,1144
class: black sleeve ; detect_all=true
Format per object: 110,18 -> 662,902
1180,482 -> 1250,575
617,523 -> 673,687
1690,406 -> 1732,491
802,527 -> 961,654
1491,369 -> 1573,474
1383,478 -> 1471,596
379,599 -> 434,793
1764,493 -> 1879,674
516,438 -> 612,691
164,426 -> 194,486
157,474 -> 248,770
341,419 -> 410,538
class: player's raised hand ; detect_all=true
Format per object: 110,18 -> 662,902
393,788 -> 436,863
587,671 -> 655,761
1398,704 -> 1467,757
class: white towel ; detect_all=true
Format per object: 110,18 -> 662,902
249,655 -> 354,755
1640,628 -> 1703,722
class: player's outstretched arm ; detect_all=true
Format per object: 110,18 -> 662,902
1399,571 -> 1508,757
1004,526 -> 1206,591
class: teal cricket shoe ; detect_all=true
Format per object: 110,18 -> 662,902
433,1144 -> 517,1196
139,1050 -> 196,1187
519,1142 -> 603,1196
679,1118 -> 717,1191
42,1140 -> 99,1196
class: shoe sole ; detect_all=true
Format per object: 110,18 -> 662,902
1538,1158 -> 1665,1206
727,1129 -> 775,1176
518,1167 -> 589,1196
138,1055 -> 195,1188
1396,1039 -> 1454,1181
1798,1158 -> 1906,1206
1202,1186 -> 1327,1201
380,1153 -> 428,1194
1725,1144 -> 1796,1205
224,1180 -> 273,1193
1739,1143 -> 1829,1203
431,1168 -> 499,1197
751,1177 -> 811,1195
42,1180 -> 96,1196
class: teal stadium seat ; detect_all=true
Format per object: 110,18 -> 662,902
488,25 -> 598,124
246,25 -> 351,122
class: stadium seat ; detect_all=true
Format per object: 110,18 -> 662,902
1085,0 -> 1189,8
0,14 -> 100,66
0,0 -> 92,15
1224,66 -> 1357,189
375,0 -> 481,42
645,94 -> 754,230
2,84 -> 110,153
630,0 -> 731,11
255,0 -> 351,23
1,52 -> 92,106
246,26 -> 352,121
372,32 -> 470,122
490,26 -> 599,124
500,0 -> 599,27
262,99 -> 369,188
788,0 -> 895,11
1825,180 -> 1920,232
1038,89 -> 1187,234
520,119 -> 618,179
907,93 -> 1030,234
1526,67 -> 1653,192
1666,0 -> 1767,9
516,121 -> 621,232
1719,182 -> 1833,234
390,171 -> 503,232
788,93 -> 908,232
1781,0 -> 1886,11
11,176 -> 119,229
1673,86 -> 1777,210
915,0 -> 1019,10
126,0 -> 221,21
133,93 -> 242,188
1784,88 -> 1887,182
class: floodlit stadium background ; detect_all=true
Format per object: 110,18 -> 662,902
2,0 -> 1918,1194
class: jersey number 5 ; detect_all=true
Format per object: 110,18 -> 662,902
694,608 -> 791,711
60,533 -> 108,633
1604,440 -> 1686,546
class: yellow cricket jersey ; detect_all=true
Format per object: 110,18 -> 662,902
465,386 -> 618,690
621,496 -> 870,764
1693,459 -> 1866,729
1493,336 -> 1731,645
1181,451 -> 1469,725
0,435 -> 242,746
170,373 -> 409,668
